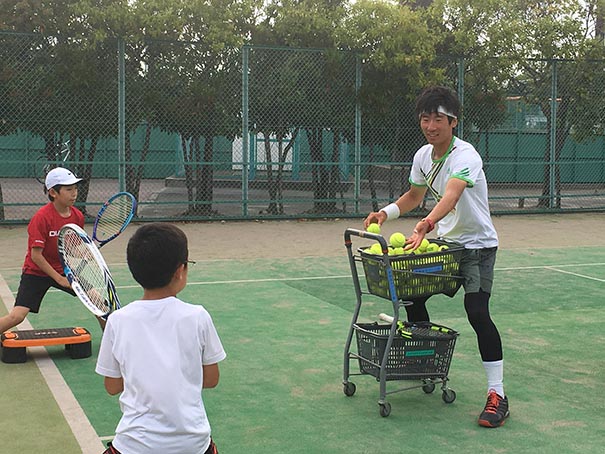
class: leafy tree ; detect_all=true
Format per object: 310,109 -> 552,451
430,0 -> 605,208
339,0 -> 437,210
125,0 -> 255,216
0,1 -> 121,215
251,0 -> 352,214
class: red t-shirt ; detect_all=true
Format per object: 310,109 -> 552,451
22,203 -> 85,276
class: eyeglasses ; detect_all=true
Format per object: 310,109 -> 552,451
184,260 -> 196,266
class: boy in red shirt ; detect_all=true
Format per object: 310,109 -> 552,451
0,167 -> 87,333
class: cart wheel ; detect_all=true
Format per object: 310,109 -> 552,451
379,402 -> 391,417
442,389 -> 456,404
422,381 -> 436,394
343,382 -> 356,397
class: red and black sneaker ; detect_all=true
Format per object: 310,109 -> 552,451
478,389 -> 510,428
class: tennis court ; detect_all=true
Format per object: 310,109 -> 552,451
0,215 -> 603,453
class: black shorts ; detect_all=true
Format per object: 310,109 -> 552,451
102,438 -> 218,454
14,273 -> 76,313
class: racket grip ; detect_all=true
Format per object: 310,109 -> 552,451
378,313 -> 394,323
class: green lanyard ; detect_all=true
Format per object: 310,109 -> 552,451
432,136 -> 456,161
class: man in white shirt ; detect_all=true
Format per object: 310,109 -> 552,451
364,86 -> 508,428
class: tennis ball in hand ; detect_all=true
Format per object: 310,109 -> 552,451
389,232 -> 406,248
367,223 -> 381,234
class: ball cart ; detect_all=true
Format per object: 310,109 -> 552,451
342,228 -> 464,417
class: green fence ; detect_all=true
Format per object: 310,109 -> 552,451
1,32 -> 605,223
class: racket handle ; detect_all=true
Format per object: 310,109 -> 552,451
378,313 -> 394,323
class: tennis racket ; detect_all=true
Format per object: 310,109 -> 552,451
58,223 -> 121,318
92,192 -> 136,248
378,313 -> 412,337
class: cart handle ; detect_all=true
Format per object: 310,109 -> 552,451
344,228 -> 389,252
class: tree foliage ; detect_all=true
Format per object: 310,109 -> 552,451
2,0 -> 605,215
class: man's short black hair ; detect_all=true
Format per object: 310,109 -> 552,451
127,223 -> 189,289
415,86 -> 461,123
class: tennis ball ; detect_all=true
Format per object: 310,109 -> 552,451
418,238 -> 430,252
389,232 -> 406,248
393,247 -> 405,255
368,243 -> 383,255
367,223 -> 381,234
426,243 -> 440,253
438,244 -> 449,251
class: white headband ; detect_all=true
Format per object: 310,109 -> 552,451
437,105 -> 457,119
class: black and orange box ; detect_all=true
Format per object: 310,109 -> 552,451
1,327 -> 92,363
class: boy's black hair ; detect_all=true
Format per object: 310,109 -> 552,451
127,223 -> 189,289
45,184 -> 63,201
415,86 -> 461,124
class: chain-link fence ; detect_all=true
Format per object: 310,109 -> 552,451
2,31 -> 605,224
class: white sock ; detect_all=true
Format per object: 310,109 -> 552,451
483,360 -> 504,397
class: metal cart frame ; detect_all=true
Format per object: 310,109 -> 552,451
342,228 -> 462,417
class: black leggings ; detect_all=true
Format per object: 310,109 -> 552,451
404,290 -> 502,361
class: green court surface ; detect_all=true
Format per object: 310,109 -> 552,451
1,223 -> 604,453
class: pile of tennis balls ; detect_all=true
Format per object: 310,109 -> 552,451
364,223 -> 449,256
362,222 -> 459,298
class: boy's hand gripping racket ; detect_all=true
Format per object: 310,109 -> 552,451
93,192 -> 136,248
58,223 -> 121,318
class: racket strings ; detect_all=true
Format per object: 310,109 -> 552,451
96,196 -> 134,241
61,231 -> 112,313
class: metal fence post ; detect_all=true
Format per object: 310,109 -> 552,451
354,55 -> 362,214
117,37 -> 126,192
242,45 -> 250,217
549,60 -> 558,209
457,56 -> 465,140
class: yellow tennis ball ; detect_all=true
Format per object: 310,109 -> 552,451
389,232 -> 406,248
426,243 -> 440,253
438,244 -> 449,251
368,243 -> 383,254
393,247 -> 405,255
419,238 -> 430,252
367,223 -> 381,234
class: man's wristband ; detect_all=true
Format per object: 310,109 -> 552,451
421,217 -> 435,232
380,203 -> 400,221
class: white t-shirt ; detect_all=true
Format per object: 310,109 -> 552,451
95,296 -> 226,454
409,136 -> 498,249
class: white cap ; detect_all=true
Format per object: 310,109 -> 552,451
45,167 -> 83,190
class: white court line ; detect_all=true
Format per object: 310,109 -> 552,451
2,260 -> 604,449
11,261 -> 605,294
112,262 -> 605,288
544,266 -> 605,283
0,274 -> 105,454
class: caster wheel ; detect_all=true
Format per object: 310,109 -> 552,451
343,382 -> 356,397
442,389 -> 456,404
379,402 -> 391,417
422,382 -> 436,394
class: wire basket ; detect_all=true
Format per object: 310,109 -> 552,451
358,238 -> 464,300
354,322 -> 458,380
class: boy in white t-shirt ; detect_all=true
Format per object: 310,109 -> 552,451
96,223 -> 226,453
364,86 -> 508,428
